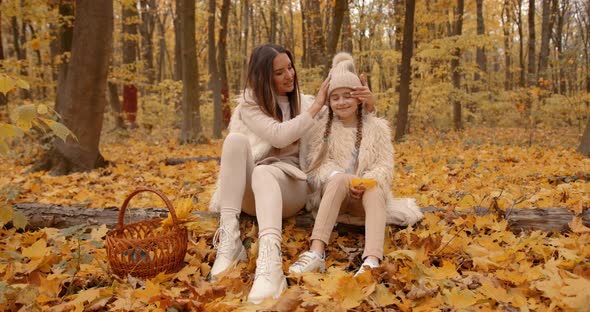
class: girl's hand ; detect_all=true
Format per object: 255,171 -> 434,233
351,74 -> 376,113
350,184 -> 366,200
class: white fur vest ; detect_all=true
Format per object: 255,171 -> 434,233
300,111 -> 423,226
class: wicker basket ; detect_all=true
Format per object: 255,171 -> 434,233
106,187 -> 188,279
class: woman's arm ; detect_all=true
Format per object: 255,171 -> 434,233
352,74 -> 376,113
240,77 -> 330,148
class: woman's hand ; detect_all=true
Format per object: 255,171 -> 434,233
308,75 -> 331,118
351,74 -> 376,113
350,184 -> 366,200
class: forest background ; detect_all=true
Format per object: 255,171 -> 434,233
0,0 -> 590,310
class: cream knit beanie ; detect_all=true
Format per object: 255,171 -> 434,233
328,52 -> 362,95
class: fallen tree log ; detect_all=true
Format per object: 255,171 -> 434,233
164,156 -> 220,166
11,203 -> 590,233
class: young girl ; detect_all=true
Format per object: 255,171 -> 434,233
291,52 -> 423,276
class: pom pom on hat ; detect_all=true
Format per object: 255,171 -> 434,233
332,52 -> 354,67
328,52 -> 362,95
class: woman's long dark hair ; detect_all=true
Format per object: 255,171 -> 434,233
244,43 -> 301,121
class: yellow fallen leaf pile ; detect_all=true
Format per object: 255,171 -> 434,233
0,126 -> 588,310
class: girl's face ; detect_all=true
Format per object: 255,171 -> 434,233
329,87 -> 360,123
272,53 -> 295,95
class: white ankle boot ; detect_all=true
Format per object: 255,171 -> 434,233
210,214 -> 247,281
247,236 -> 287,304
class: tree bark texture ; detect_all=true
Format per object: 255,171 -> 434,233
538,0 -> 552,82
12,203 -> 590,234
516,0 -> 525,87
475,0 -> 487,86
54,1 -> 75,114
240,0 -> 249,89
502,0 -> 513,91
139,0 -> 156,84
218,0 -> 231,129
322,0 -> 346,78
579,116 -> 590,156
173,0 -> 182,82
122,1 -> 138,125
395,0 -> 415,142
527,0 -> 536,86
341,0 -> 353,53
107,82 -> 125,129
179,0 -> 202,144
208,0 -> 223,139
451,0 -> 464,130
308,0 -> 325,67
46,0 -> 113,175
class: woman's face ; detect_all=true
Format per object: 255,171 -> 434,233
329,87 -> 360,122
272,53 -> 295,95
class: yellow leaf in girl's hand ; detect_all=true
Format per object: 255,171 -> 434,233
350,178 -> 377,189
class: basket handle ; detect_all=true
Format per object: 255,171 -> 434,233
117,187 -> 181,230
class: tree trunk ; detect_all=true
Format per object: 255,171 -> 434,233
218,0 -> 231,130
107,82 -> 125,129
179,0 -> 202,144
0,0 -> 6,110
308,0 -> 325,67
11,16 -> 22,60
553,0 -> 568,95
502,0 -> 513,90
139,0 -> 156,84
157,13 -> 168,81
174,0 -> 182,82
0,0 -> 3,61
240,0 -> 249,89
341,0 -> 353,53
122,1 -> 139,127
527,0 -> 536,86
395,0 -> 415,142
54,0 -> 75,114
451,0 -> 464,130
269,0 -> 277,43
474,0 -> 487,88
538,0 -> 552,82
288,0 -> 295,53
208,0 -> 223,139
322,0 -> 346,77
300,0 -> 309,67
39,0 -> 113,175
579,116 -> 590,156
516,0 -> 526,87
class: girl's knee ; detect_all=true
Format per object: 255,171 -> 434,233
326,173 -> 350,188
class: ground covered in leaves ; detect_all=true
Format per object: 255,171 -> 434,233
1,127 -> 589,311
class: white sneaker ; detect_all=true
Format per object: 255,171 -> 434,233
247,236 -> 287,304
354,258 -> 379,277
210,214 -> 247,281
288,250 -> 326,273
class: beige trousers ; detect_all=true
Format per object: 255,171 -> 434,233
218,133 -> 307,240
311,173 -> 386,260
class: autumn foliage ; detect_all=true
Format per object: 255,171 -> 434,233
1,127 -> 589,311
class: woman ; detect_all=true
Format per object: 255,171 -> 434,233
290,52 -> 423,276
207,43 -> 330,304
